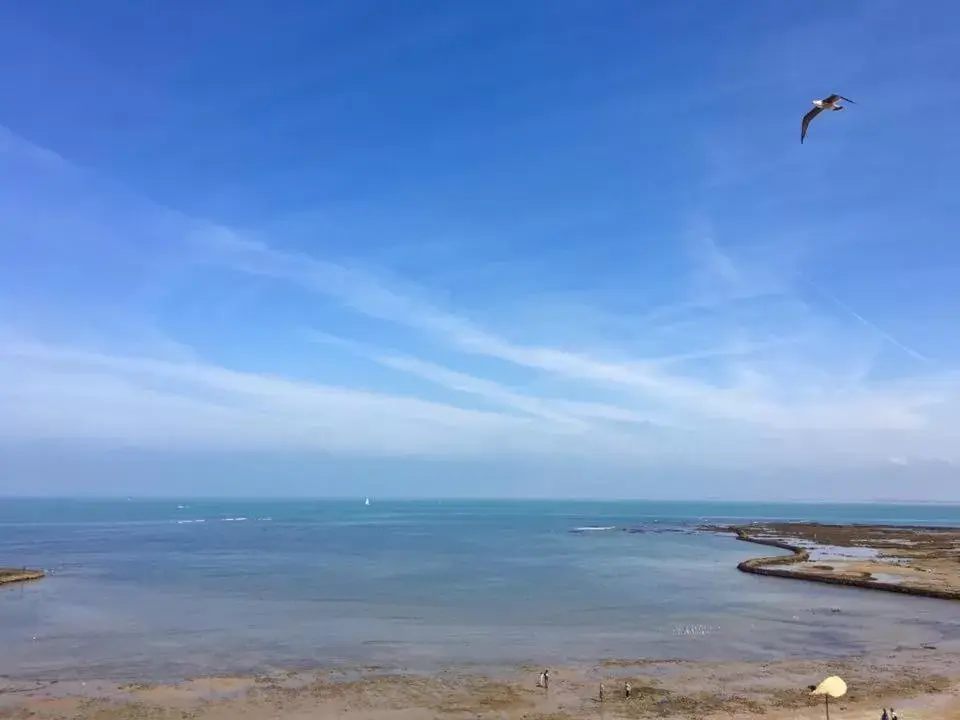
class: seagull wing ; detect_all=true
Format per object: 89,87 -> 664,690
824,93 -> 855,104
801,106 -> 823,143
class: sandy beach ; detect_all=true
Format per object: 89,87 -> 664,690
3,648 -> 960,719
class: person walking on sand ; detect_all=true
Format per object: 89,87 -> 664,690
624,680 -> 632,699
881,709 -> 889,720
599,682 -> 605,702
890,709 -> 898,720
543,669 -> 550,691
536,670 -> 544,688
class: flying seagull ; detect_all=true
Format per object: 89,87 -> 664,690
801,93 -> 855,143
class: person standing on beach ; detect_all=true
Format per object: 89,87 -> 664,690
890,709 -> 898,720
543,669 -> 550,691
599,682 -> 605,702
881,709 -> 889,720
537,671 -> 544,688
624,680 -> 632,698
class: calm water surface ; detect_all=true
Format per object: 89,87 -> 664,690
2,499 -> 960,681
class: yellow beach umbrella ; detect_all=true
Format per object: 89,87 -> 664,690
809,676 -> 847,720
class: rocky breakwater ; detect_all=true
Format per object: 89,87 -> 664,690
703,522 -> 960,601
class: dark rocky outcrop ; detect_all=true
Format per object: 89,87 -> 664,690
0,567 -> 46,585
726,526 -> 960,602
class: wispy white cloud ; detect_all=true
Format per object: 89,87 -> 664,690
2,123 -> 960,474
0,339 -> 630,458
797,273 -> 930,364
305,330 -> 670,429
207,223 -> 960,453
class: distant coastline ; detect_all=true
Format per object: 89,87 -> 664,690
708,522 -> 960,601
0,567 -> 45,585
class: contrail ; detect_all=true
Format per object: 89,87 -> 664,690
797,273 -> 930,363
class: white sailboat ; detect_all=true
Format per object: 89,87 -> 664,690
364,497 -> 370,506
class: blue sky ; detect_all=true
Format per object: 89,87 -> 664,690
1,0 -> 959,499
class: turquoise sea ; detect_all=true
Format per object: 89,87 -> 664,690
2,499 -> 960,681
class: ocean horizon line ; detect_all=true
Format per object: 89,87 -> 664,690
3,495 -> 960,506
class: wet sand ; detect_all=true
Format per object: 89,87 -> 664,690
705,522 -> 960,600
3,649 -> 960,719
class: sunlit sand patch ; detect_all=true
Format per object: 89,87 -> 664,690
6,653 -> 960,720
